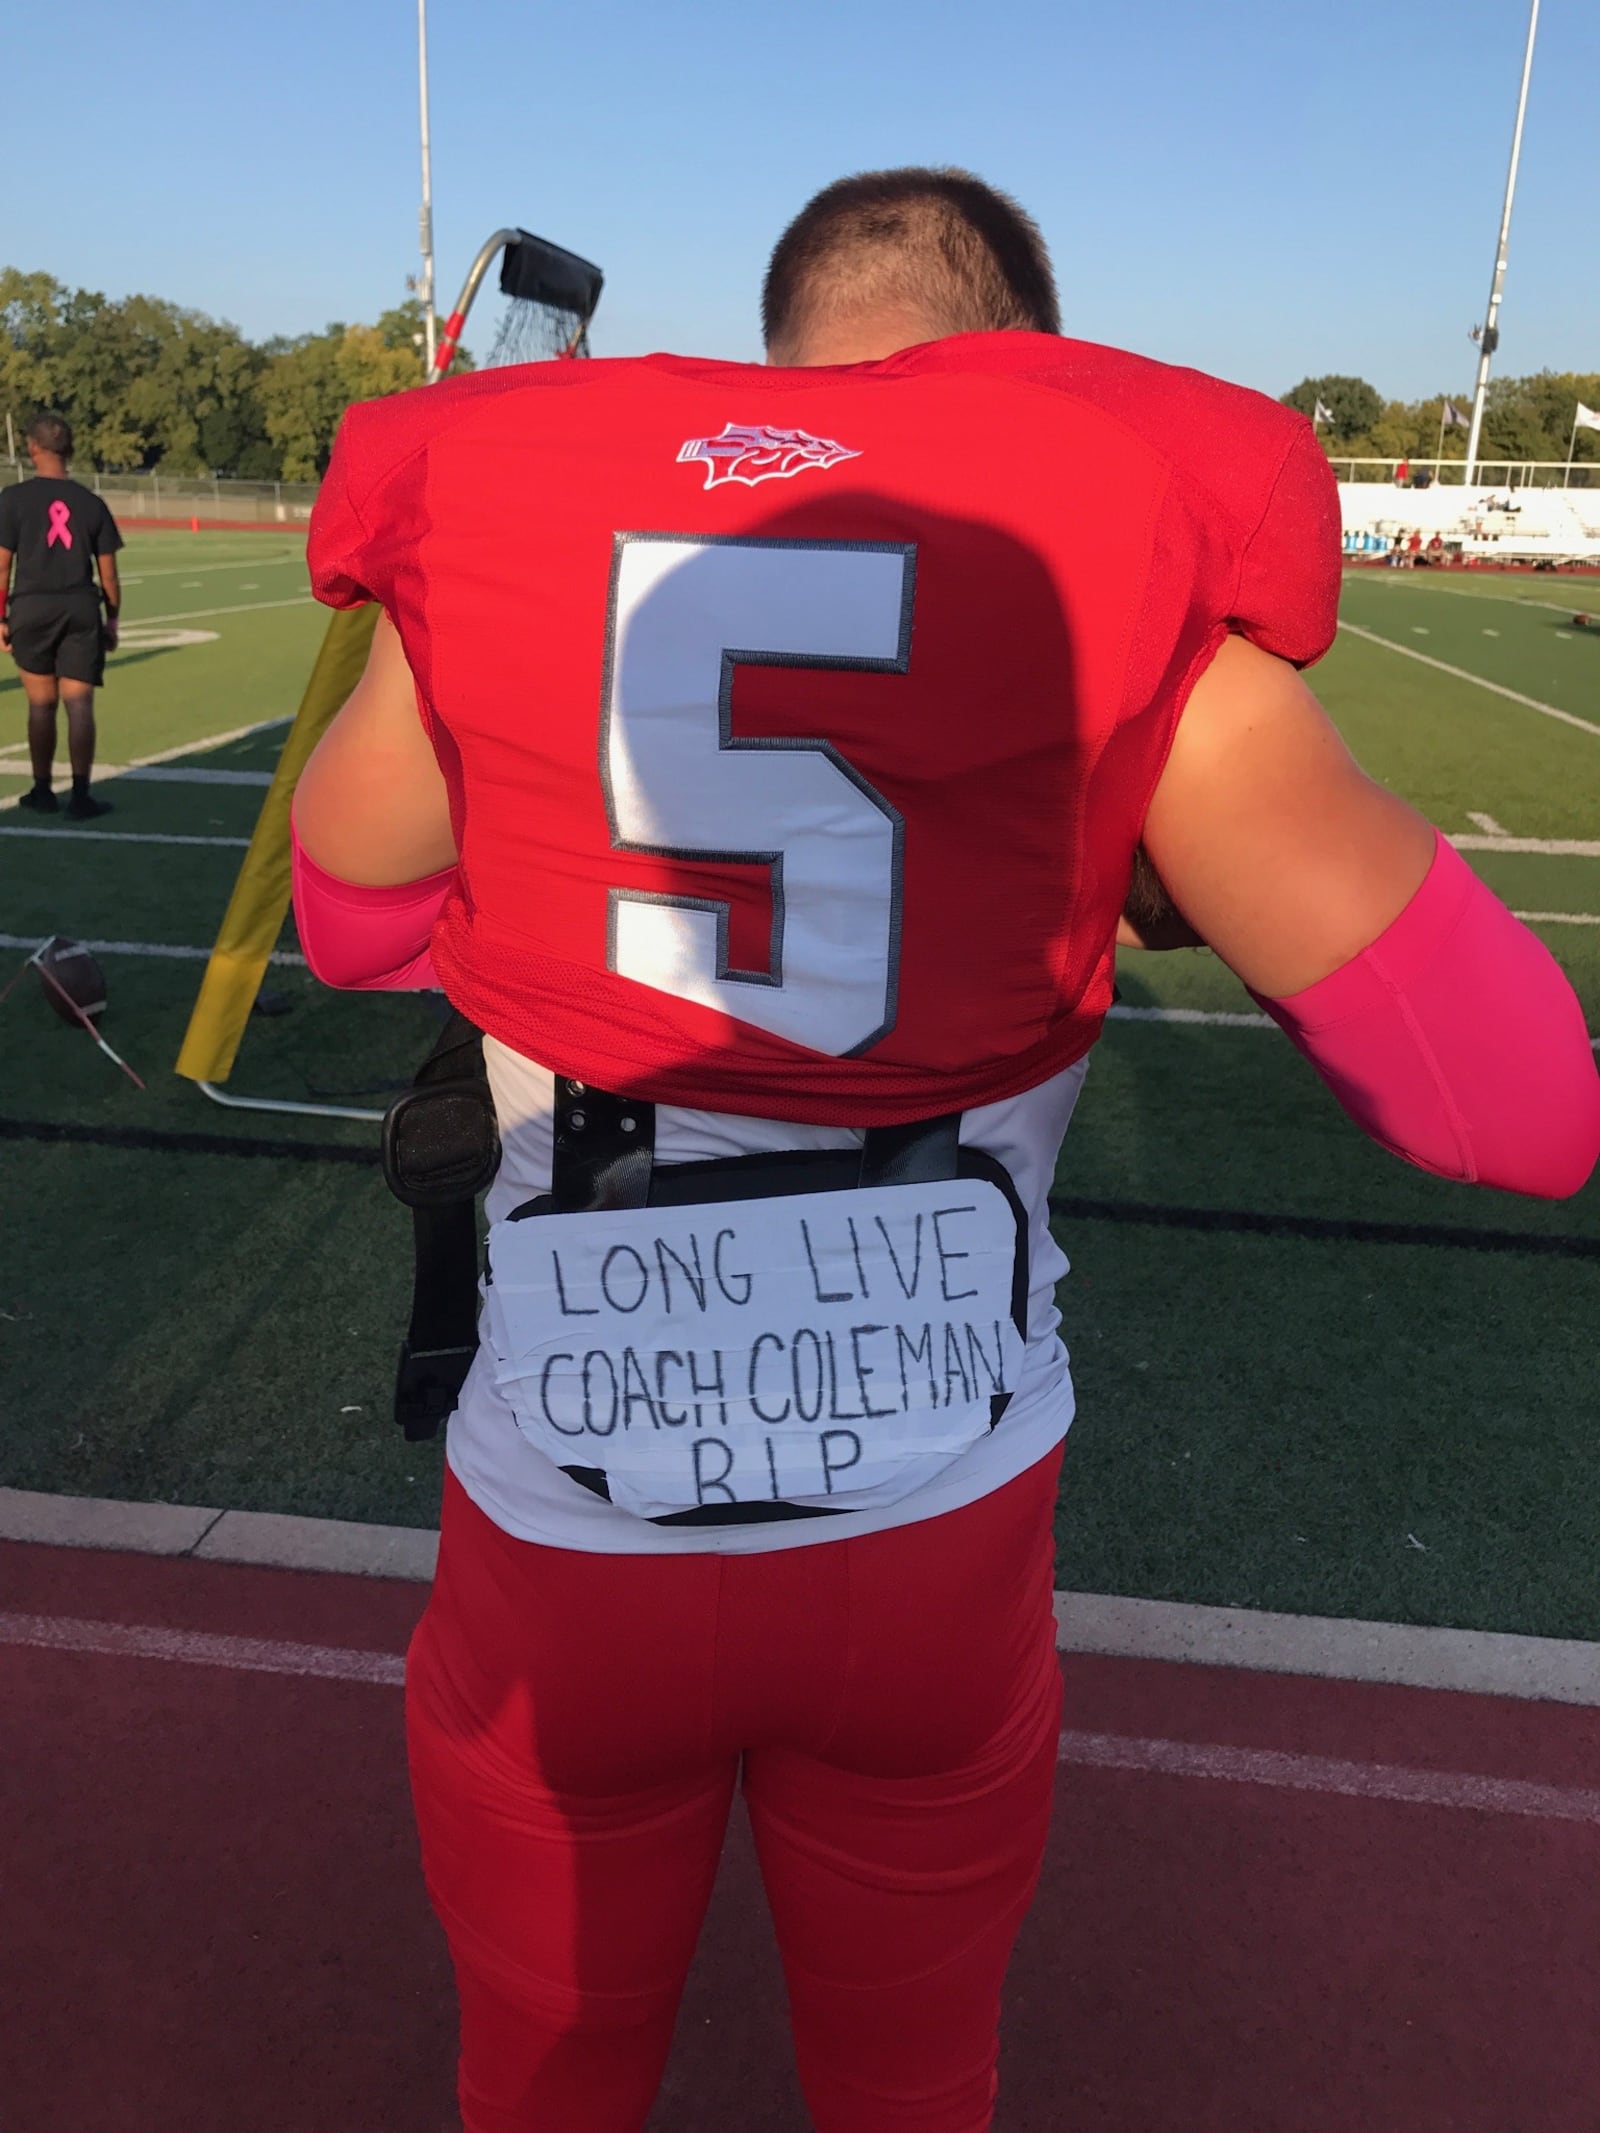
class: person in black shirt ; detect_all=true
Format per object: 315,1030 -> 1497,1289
0,412 -> 124,818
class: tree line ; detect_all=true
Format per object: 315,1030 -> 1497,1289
5,265 -> 1595,482
0,270 -> 462,483
1282,371 -> 1600,467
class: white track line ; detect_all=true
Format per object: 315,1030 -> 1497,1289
1057,1730 -> 1600,1825
3,1609 -> 1594,1821
0,826 -> 247,848
1338,623 -> 1600,738
0,1612 -> 403,1687
128,595 -> 316,625
0,934 -> 303,965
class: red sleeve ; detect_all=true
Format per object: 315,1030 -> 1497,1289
1229,420 -> 1341,669
307,402 -> 389,611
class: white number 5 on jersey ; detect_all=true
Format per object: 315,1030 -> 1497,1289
601,534 -> 913,1057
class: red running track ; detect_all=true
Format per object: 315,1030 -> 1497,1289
3,1537 -> 1598,2133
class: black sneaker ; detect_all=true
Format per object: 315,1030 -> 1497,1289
16,784 -> 60,814
64,791 -> 113,821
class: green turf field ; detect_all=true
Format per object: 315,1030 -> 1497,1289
2,539 -> 1596,1636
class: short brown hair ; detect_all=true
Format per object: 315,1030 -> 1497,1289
762,167 -> 1060,358
28,411 -> 72,458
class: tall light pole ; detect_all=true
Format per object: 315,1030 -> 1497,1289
1463,0 -> 1539,486
418,0 -> 437,372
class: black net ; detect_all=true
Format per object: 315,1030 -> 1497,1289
484,230 -> 603,367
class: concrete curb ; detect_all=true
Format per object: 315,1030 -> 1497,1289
5,1486 -> 1597,1706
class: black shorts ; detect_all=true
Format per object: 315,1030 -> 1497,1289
7,593 -> 107,686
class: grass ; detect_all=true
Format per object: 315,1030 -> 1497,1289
1,537 -> 1597,1636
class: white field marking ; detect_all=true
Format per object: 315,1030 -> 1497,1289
0,1612 -> 404,1688
1411,626 -> 1430,635
239,582 -> 259,590
129,713 -> 291,766
0,933 -> 303,965
1466,812 -> 1510,836
1338,623 -> 1600,738
1514,911 -> 1600,925
1451,835 -> 1600,855
181,581 -> 202,588
1483,628 -> 1500,637
0,826 -> 247,847
1350,578 -> 1595,618
3,1609 -> 1597,1819
0,763 -> 269,787
0,741 -> 29,756
1056,1731 -> 1600,1825
1106,1004 -> 1272,1028
132,595 -> 317,625
116,554 -> 301,582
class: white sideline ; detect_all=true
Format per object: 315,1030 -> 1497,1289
3,1485 -> 1599,1706
1338,623 -> 1600,738
130,595 -> 317,625
0,827 -> 248,847
0,765 -> 272,787
0,933 -> 304,965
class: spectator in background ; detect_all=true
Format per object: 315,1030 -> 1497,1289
0,413 -> 122,818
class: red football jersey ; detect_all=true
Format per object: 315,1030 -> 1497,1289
309,332 -> 1339,1124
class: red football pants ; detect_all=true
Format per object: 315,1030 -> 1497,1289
406,1451 -> 1065,2133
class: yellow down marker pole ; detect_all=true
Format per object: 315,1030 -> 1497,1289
174,600 -> 379,1085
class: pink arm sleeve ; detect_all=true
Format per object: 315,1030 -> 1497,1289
290,825 -> 453,992
1254,832 -> 1600,1200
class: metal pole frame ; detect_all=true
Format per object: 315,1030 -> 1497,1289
1463,0 -> 1539,487
418,0 -> 437,373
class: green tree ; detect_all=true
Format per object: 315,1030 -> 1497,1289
1281,375 -> 1383,444
259,321 -> 422,480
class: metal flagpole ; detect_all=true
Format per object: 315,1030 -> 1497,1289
1463,0 -> 1539,487
418,0 -> 437,373
1565,409 -> 1578,489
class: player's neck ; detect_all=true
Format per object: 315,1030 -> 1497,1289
772,312 -> 939,367
30,451 -> 68,480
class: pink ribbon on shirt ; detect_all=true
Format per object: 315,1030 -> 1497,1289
46,500 -> 73,549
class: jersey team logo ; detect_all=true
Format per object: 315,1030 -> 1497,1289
676,422 -> 861,490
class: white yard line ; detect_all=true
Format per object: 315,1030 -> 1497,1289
1451,835 -> 1600,855
118,555 -> 303,582
0,933 -> 302,964
129,714 -> 291,765
0,764 -> 271,787
125,595 -> 317,626
1514,911 -> 1600,925
1466,812 -> 1510,837
1349,579 -> 1597,618
1338,623 -> 1600,738
1106,1004 -> 1272,1028
0,826 -> 248,848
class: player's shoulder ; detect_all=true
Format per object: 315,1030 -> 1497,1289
895,332 -> 1316,518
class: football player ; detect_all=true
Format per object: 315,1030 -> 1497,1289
291,169 -> 1600,2133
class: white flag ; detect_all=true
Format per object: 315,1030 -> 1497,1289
1443,400 -> 1470,429
1312,398 -> 1336,427
1575,403 -> 1600,434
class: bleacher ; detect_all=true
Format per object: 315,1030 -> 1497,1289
1339,481 -> 1600,565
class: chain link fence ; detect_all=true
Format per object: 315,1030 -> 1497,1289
0,462 -> 320,523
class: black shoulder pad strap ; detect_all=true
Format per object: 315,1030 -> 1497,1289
383,1013 -> 498,1442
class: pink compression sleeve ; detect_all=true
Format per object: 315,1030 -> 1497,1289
1253,831 -> 1600,1200
290,826 -> 452,991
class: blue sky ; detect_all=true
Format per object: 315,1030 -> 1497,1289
14,1 -> 1596,401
